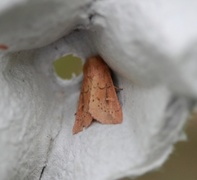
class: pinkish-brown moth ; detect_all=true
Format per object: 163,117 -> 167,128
73,56 -> 123,134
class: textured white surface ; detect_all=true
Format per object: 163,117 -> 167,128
0,0 -> 92,51
91,0 -> 197,97
0,0 -> 197,180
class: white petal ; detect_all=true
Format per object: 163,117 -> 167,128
91,0 -> 197,97
0,0 -> 91,51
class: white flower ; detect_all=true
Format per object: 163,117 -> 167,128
0,0 -> 197,180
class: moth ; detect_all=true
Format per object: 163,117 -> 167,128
73,56 -> 123,134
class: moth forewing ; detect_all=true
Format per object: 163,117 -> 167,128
73,56 -> 123,134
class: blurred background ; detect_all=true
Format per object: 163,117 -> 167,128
53,55 -> 197,180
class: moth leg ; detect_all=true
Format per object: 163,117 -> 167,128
114,86 -> 123,91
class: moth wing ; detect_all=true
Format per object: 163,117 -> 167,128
72,78 -> 93,134
89,63 -> 123,124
